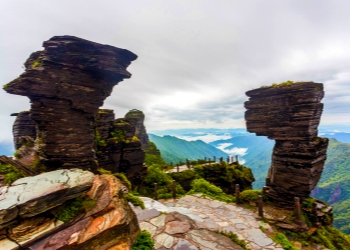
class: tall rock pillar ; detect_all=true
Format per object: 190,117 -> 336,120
244,82 -> 328,206
4,36 -> 137,171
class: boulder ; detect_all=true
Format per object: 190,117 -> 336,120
0,172 -> 140,249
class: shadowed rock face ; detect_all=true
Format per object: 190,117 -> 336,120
95,109 -> 146,185
5,36 -> 137,171
244,82 -> 329,206
124,109 -> 150,150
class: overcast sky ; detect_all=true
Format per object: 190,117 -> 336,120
1,0 -> 350,143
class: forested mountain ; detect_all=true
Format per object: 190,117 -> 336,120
153,132 -> 350,234
311,139 -> 350,234
148,134 -> 228,164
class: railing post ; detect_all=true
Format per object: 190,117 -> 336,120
213,156 -> 216,162
258,195 -> 264,217
177,165 -> 179,173
294,197 -> 303,225
154,183 -> 158,200
172,180 -> 177,199
235,184 -> 240,204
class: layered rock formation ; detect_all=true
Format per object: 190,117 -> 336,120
0,169 -> 140,249
95,109 -> 146,184
244,82 -> 329,206
124,109 -> 150,150
4,36 -> 137,172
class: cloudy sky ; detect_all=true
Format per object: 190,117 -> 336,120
1,0 -> 350,143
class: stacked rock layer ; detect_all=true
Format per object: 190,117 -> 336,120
95,109 -> 146,184
245,82 -> 329,206
4,36 -> 137,171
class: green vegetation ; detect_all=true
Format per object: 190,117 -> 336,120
54,195 -> 96,222
138,165 -> 185,199
214,230 -> 247,249
144,142 -> 168,168
0,163 -> 25,184
132,230 -> 154,250
194,162 -> 254,193
187,178 -> 235,203
272,233 -> 297,250
110,129 -> 126,143
125,109 -> 144,119
168,169 -> 196,191
240,190 -> 265,203
13,151 -> 21,159
32,61 -> 42,68
312,139 -> 350,233
261,80 -> 307,88
98,168 -> 132,190
311,226 -> 350,250
125,193 -> 145,209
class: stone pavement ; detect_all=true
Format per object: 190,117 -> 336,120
132,194 -> 284,250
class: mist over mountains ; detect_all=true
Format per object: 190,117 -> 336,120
149,126 -> 350,234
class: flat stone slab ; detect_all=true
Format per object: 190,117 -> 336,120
134,196 -> 286,250
0,169 -> 94,225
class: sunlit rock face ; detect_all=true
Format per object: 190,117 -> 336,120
5,36 -> 137,171
0,170 -> 140,250
244,82 -> 329,206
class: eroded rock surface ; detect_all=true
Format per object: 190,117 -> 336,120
0,171 -> 139,249
244,82 -> 329,206
5,36 -> 137,171
95,109 -> 146,184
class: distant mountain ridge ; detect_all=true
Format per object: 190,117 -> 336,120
148,134 -> 228,164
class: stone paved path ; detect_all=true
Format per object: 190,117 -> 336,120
132,194 -> 284,250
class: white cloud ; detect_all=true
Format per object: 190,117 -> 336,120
1,0 -> 350,144
177,133 -> 232,143
217,145 -> 248,157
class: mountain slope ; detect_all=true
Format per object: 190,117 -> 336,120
210,135 -> 274,189
149,134 -> 228,164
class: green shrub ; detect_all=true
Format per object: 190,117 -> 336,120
132,230 -> 154,250
0,163 -> 25,184
125,193 -> 145,209
54,195 -> 96,222
32,61 -> 42,68
240,190 -> 264,203
187,178 -> 235,203
273,233 -> 297,250
311,226 -> 350,250
214,230 -> 247,249
138,165 -> 185,198
113,172 -> 132,190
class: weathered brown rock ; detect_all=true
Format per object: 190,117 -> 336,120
0,172 -> 140,249
244,82 -> 328,206
4,36 -> 137,171
95,109 -> 146,184
124,109 -> 150,150
12,111 -> 36,150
